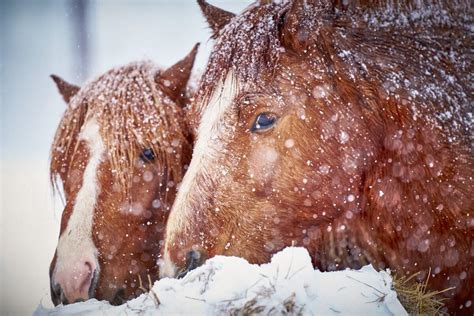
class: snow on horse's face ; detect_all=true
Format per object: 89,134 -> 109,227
49,46 -> 197,305
162,1 -> 473,313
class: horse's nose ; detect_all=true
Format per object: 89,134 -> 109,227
51,260 -> 98,305
177,249 -> 206,278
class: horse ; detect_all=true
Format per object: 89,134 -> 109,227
49,44 -> 198,305
161,1 -> 473,313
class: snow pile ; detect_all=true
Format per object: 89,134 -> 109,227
35,247 -> 407,315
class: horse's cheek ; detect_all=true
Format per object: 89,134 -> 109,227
247,143 -> 279,190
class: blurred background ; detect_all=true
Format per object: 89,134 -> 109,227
0,0 -> 252,314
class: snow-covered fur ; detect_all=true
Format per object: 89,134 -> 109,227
49,46 -> 198,305
163,1 -> 473,314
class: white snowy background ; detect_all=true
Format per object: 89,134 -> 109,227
0,1 -> 252,314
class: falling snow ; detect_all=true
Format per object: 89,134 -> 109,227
42,0 -> 473,314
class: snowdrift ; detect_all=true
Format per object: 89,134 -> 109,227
35,247 -> 407,315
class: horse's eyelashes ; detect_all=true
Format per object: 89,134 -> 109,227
140,148 -> 155,162
251,112 -> 277,133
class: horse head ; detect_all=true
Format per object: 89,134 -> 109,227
49,44 -> 198,305
162,1 -> 473,313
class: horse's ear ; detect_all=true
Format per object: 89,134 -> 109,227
156,43 -> 200,103
197,0 -> 235,39
280,0 -> 333,51
50,74 -> 80,103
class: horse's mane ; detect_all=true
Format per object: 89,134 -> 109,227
195,0 -> 472,139
50,61 -> 189,197
197,0 -> 471,93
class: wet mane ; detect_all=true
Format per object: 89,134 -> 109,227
196,0 -> 472,139
196,0 -> 472,92
50,61 -> 189,197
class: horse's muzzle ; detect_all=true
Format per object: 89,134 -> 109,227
50,261 -> 99,305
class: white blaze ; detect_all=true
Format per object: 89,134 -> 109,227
53,117 -> 104,281
161,72 -> 238,278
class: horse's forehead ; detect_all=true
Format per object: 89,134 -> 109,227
197,3 -> 283,100
73,118 -> 105,175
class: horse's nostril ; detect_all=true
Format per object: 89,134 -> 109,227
177,249 -> 206,278
85,261 -> 93,272
88,265 -> 99,299
186,249 -> 203,270
50,282 -> 62,306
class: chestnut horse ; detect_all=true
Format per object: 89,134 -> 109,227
49,45 -> 198,305
162,1 -> 473,313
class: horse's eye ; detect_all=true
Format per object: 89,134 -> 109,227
251,112 -> 277,132
140,148 -> 155,162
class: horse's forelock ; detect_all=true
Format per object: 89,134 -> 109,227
196,2 -> 287,109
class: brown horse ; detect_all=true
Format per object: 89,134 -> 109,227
49,45 -> 198,305
162,1 -> 473,313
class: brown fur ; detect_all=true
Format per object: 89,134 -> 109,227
164,1 -> 473,314
49,47 -> 197,305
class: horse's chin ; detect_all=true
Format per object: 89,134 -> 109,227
110,289 -> 127,306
